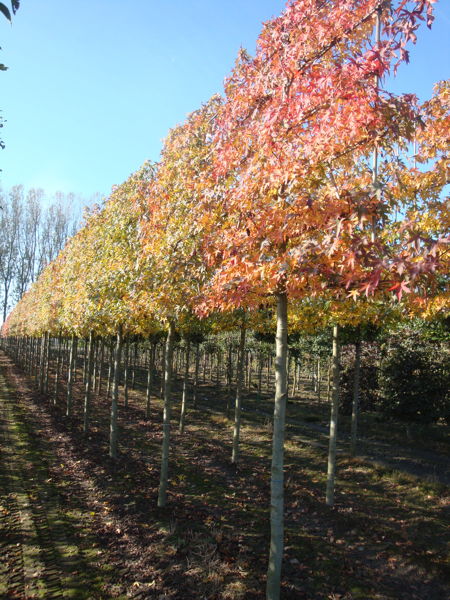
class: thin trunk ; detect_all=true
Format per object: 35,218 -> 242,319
246,351 -> 252,393
202,349 -> 207,384
193,343 -> 200,409
232,324 -> 246,464
227,344 -> 233,393
327,358 -> 332,403
91,338 -> 98,393
96,339 -> 104,395
43,332 -> 51,395
39,334 -> 46,393
82,337 -> 88,384
83,331 -> 94,434
66,336 -> 77,417
326,325 -> 341,507
317,358 -> 321,403
123,340 -> 129,407
131,341 -> 138,390
266,293 -> 288,600
159,341 -> 166,398
179,339 -> 191,434
106,341 -> 114,398
109,327 -> 123,459
216,349 -> 221,389
258,354 -> 263,397
146,342 -> 155,418
292,358 -> 298,398
351,340 -> 362,456
53,334 -> 62,405
158,320 -> 175,508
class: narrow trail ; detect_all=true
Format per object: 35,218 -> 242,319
0,369 -> 107,600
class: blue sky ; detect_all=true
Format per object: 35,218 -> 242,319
0,0 -> 449,203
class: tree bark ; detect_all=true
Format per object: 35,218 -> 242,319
43,332 -> 51,395
193,343 -> 200,409
266,292 -> 288,600
159,340 -> 166,398
326,324 -> 341,506
179,339 -> 191,434
96,339 -> 104,395
123,339 -> 129,408
109,327 -> 123,459
38,334 -> 46,393
83,331 -> 94,434
53,334 -> 62,405
146,341 -> 155,418
158,320 -> 175,507
66,336 -> 77,417
232,324 -> 246,464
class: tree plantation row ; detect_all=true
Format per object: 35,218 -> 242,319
1,312 -> 449,598
1,1 -> 449,598
2,321 -> 447,456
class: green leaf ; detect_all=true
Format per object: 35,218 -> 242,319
0,3 -> 12,21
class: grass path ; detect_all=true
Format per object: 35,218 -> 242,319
0,369 -> 125,600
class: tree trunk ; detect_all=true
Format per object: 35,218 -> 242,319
53,334 -> 62,405
227,343 -> 233,393
232,324 -> 246,464
131,341 -> 138,389
317,357 -> 321,403
159,340 -> 166,398
106,340 -> 114,398
109,327 -> 123,459
179,339 -> 191,434
82,337 -> 88,384
258,353 -> 263,397
327,357 -> 332,403
326,324 -> 341,506
146,342 -> 155,418
193,343 -> 200,409
123,339 -> 129,408
66,336 -> 77,417
266,292 -> 288,600
83,331 -> 94,434
38,334 -> 46,393
158,320 -> 175,507
292,358 -> 298,399
43,332 -> 51,395
96,339 -> 104,395
351,339 -> 362,456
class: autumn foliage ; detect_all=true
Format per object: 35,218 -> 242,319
1,3 -> 448,598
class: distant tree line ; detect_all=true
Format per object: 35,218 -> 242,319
0,185 -> 80,321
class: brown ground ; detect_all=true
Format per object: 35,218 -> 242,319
0,351 -> 449,599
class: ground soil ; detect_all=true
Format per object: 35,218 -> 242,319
0,351 -> 449,600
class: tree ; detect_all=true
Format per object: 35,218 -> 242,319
138,96 -> 223,506
0,187 -> 21,320
195,2 -> 437,597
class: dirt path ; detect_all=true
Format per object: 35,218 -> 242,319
0,370 -> 118,600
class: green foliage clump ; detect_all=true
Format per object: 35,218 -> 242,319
377,325 -> 449,424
